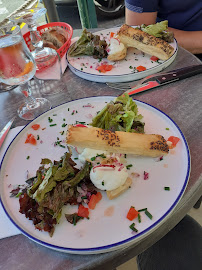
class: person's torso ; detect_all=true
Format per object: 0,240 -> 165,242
157,0 -> 202,31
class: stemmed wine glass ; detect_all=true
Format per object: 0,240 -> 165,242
0,25 -> 51,120
10,7 -> 65,95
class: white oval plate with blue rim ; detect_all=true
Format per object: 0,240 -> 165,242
0,96 -> 189,254
67,27 -> 178,83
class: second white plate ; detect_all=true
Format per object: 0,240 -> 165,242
67,27 -> 178,83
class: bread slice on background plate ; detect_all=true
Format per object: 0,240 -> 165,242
116,24 -> 174,61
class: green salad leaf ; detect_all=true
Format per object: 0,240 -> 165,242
141,20 -> 174,43
68,29 -> 108,58
91,93 -> 145,133
31,153 -> 80,203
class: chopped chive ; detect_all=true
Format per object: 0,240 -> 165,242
63,118 -> 66,121
138,208 -> 147,212
61,131 -> 64,135
59,145 -> 65,148
145,210 -> 153,220
166,128 -> 170,130
102,181 -> 104,186
96,154 -> 106,158
73,215 -> 76,226
138,214 -> 141,223
37,135 -> 40,140
76,110 -> 78,113
26,156 -> 30,160
87,217 -> 90,220
16,192 -> 22,198
81,196 -> 87,199
74,157 -> 78,160
62,123 -> 67,127
129,223 -> 138,232
124,154 -> 127,158
48,117 -> 53,123
164,186 -> 170,191
53,114 -> 57,116
50,124 -> 57,127
68,108 -> 70,111
76,121 -> 86,124
126,164 -> 133,169
129,65 -> 133,69
91,156 -> 96,161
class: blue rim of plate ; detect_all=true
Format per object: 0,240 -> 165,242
0,96 -> 190,253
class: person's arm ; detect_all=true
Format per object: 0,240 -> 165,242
126,8 -> 157,26
168,28 -> 202,54
126,8 -> 202,54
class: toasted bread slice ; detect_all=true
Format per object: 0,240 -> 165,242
116,24 -> 174,61
41,27 -> 67,50
66,125 -> 169,157
106,177 -> 132,200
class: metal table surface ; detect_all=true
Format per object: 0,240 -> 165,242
0,43 -> 202,269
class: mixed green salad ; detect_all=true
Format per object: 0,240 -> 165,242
91,94 -> 145,133
14,153 -> 95,236
68,29 -> 108,59
140,20 -> 174,43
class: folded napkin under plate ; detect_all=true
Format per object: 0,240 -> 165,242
0,126 -> 24,239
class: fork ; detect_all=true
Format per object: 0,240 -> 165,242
106,74 -> 156,90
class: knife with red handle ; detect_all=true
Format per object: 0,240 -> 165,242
125,64 -> 202,96
0,117 -> 15,149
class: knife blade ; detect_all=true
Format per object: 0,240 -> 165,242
125,64 -> 202,96
0,117 -> 16,149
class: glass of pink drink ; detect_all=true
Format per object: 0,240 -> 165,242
0,25 -> 51,120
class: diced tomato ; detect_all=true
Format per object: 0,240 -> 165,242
96,64 -> 113,73
96,192 -> 102,203
75,124 -> 87,128
150,56 -> 159,61
127,206 -> 139,221
167,136 -> 180,147
31,124 -> 40,130
110,32 -> 115,38
25,134 -> 37,145
88,192 -> 102,210
88,194 -> 97,210
136,66 -> 146,72
78,204 -> 89,218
